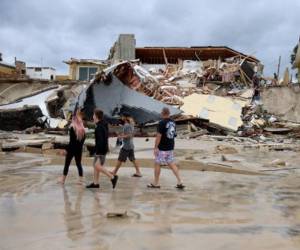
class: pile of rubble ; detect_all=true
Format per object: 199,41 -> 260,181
0,56 -> 299,145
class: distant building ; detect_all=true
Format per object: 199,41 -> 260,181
0,61 -> 15,76
63,58 -> 108,81
0,53 -> 26,78
26,67 -> 56,80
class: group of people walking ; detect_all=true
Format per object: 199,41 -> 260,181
59,107 -> 185,190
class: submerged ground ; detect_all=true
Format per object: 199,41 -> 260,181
1,138 -> 300,250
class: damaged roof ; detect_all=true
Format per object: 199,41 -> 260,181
0,61 -> 16,69
136,46 -> 259,64
87,75 -> 182,125
64,58 -> 108,65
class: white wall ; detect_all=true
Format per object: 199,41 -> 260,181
26,68 -> 56,80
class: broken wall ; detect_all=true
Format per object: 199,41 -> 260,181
261,86 -> 300,123
109,34 -> 136,63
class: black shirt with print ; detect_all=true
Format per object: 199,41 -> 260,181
157,118 -> 176,151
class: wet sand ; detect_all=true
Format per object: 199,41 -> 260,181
1,152 -> 300,250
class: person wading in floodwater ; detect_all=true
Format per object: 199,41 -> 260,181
111,112 -> 142,177
86,109 -> 118,189
59,109 -> 86,185
147,107 -> 185,189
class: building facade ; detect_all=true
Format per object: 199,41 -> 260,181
0,61 -> 15,75
0,53 -> 27,78
26,67 -> 56,80
64,58 -> 108,81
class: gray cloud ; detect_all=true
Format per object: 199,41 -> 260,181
0,0 -> 299,76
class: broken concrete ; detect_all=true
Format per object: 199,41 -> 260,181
0,106 -> 43,131
261,86 -> 300,123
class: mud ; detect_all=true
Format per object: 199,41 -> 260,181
1,151 -> 300,250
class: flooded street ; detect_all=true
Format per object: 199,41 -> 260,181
1,152 -> 300,250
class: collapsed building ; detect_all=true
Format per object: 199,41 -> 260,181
2,34 -> 300,141
0,34 -> 263,133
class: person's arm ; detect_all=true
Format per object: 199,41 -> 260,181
154,122 -> 163,155
154,133 -> 162,156
95,126 -> 101,155
118,133 -> 131,139
118,132 -> 132,139
118,125 -> 133,139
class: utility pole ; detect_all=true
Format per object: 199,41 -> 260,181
40,57 -> 43,79
277,55 -> 281,78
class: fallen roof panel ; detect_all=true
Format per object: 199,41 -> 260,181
181,93 -> 249,131
90,76 -> 182,125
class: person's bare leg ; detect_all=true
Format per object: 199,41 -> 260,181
93,166 -> 100,184
95,163 -> 114,179
154,163 -> 161,186
111,161 -> 122,175
58,175 -> 67,184
168,162 -> 182,185
78,176 -> 84,185
132,160 -> 142,176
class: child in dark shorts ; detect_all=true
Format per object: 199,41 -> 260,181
111,113 -> 142,177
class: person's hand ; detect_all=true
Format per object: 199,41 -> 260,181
154,147 -> 159,156
58,149 -> 67,156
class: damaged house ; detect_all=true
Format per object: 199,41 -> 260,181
0,34 -> 265,134
73,61 -> 182,125
106,34 -> 264,132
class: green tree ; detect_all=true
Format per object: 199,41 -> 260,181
291,44 -> 298,65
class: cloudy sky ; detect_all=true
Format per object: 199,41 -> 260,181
0,0 -> 299,76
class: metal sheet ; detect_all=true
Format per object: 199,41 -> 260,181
90,76 -> 181,124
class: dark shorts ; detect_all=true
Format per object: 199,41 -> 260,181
93,155 -> 106,166
118,148 -> 135,162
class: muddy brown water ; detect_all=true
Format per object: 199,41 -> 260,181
1,152 -> 300,250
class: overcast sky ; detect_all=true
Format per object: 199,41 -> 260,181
0,0 -> 299,76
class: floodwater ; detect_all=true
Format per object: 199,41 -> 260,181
1,152 -> 300,250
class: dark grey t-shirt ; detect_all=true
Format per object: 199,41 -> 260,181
122,123 -> 134,150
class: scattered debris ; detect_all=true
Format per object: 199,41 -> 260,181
0,106 -> 43,131
215,145 -> 238,154
0,47 -> 299,147
106,211 -> 128,218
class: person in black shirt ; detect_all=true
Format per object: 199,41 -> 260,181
86,109 -> 118,189
147,107 -> 185,189
59,110 -> 86,185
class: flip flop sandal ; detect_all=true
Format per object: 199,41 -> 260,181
132,174 -> 142,178
175,184 -> 185,190
147,183 -> 160,189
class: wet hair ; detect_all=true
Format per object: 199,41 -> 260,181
161,107 -> 170,116
94,109 -> 104,121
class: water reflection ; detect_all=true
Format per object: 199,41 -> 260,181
62,187 -> 85,241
